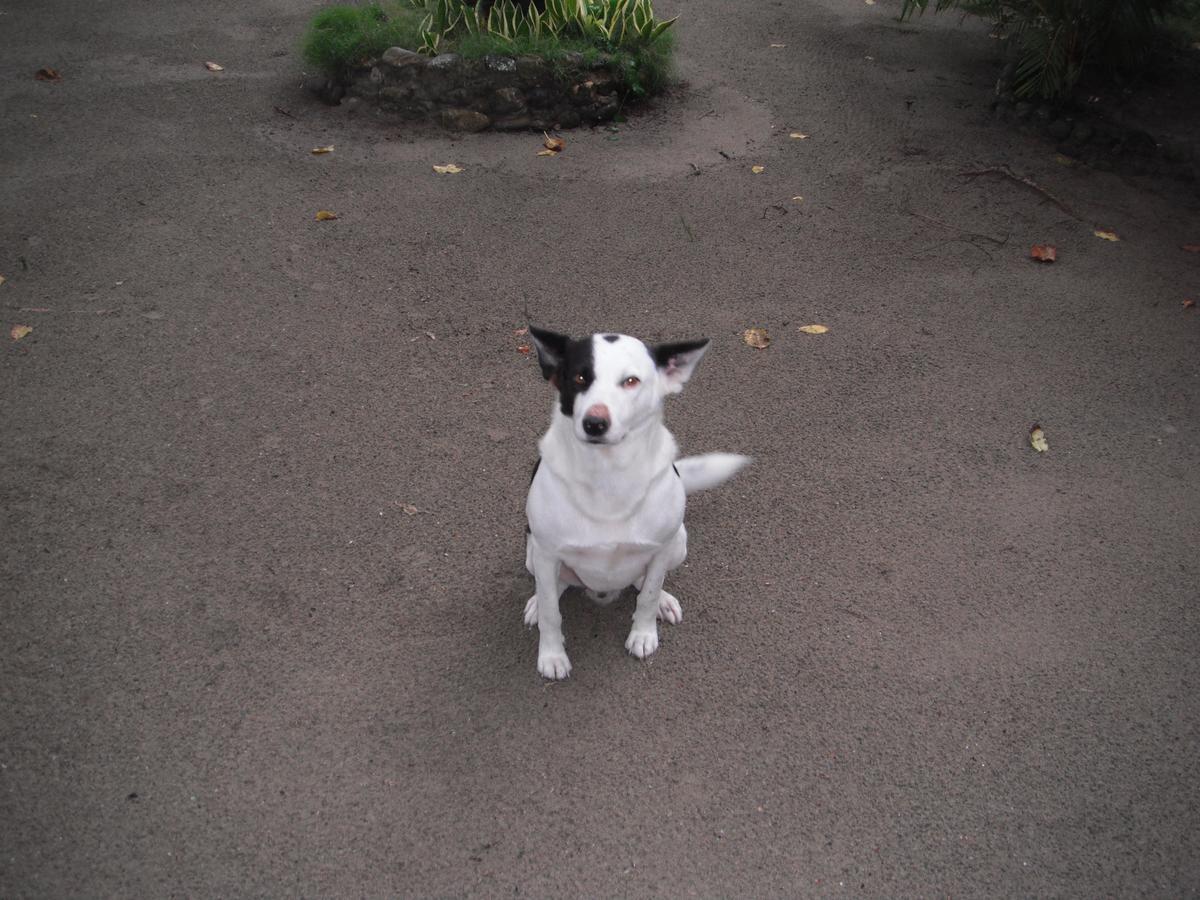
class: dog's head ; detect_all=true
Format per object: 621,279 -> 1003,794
528,328 -> 710,446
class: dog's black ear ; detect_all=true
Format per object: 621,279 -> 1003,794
528,326 -> 569,383
653,339 -> 711,394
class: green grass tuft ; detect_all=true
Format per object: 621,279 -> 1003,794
302,4 -> 424,77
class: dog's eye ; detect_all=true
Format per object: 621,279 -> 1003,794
622,376 -> 641,388
573,373 -> 587,386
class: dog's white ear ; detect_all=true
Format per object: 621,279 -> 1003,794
653,339 -> 711,394
528,326 -> 569,383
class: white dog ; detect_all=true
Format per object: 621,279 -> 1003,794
523,327 -> 750,679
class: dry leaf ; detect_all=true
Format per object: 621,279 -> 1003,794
536,149 -> 558,157
432,163 -> 463,174
10,325 -> 33,341
769,43 -> 786,48
1030,424 -> 1048,453
1182,244 -> 1200,253
315,210 -> 338,221
311,146 -> 335,155
798,324 -> 828,334
1054,153 -> 1079,167
204,61 -> 224,72
1094,230 -> 1120,242
1184,299 -> 1196,310
1031,244 -> 1057,262
789,132 -> 809,139
400,503 -> 419,515
0,275 -> 6,287
34,67 -> 61,82
751,165 -> 765,174
517,344 -> 532,354
543,132 -> 565,152
513,326 -> 528,336
791,195 -> 803,202
742,327 -> 770,349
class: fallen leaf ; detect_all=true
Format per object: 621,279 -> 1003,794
1031,244 -> 1057,262
791,195 -> 804,202
1030,424 -> 1048,453
769,43 -> 786,48
1093,229 -> 1120,241
742,327 -> 770,349
0,275 -> 5,287
204,61 -> 224,72
865,0 -> 876,5
10,325 -> 33,341
751,165 -> 765,174
425,331 -> 436,341
311,145 -> 335,154
1054,153 -> 1079,167
1182,244 -> 1200,253
517,344 -> 532,354
34,67 -> 61,82
1184,299 -> 1196,310
400,503 -> 419,515
543,132 -> 565,152
432,163 -> 463,174
536,149 -> 558,157
798,324 -> 828,334
315,210 -> 338,221
513,326 -> 528,336
789,132 -> 809,140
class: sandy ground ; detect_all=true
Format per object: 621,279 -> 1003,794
2,0 -> 1199,895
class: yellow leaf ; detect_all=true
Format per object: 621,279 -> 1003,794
311,146 -> 335,155
543,132 -> 565,152
769,43 -> 786,48
798,324 -> 828,334
0,274 -> 6,287
789,132 -> 808,139
1093,229 -> 1120,242
204,61 -> 224,72
536,149 -> 558,157
742,327 -> 770,349
1030,424 -> 1048,453
10,325 -> 32,341
751,165 -> 765,174
432,163 -> 463,174
315,210 -> 338,221
791,196 -> 804,202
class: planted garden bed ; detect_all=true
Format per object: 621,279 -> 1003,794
302,1 -> 676,130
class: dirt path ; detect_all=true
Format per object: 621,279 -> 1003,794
2,0 -> 1198,895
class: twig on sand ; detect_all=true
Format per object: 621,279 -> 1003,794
904,208 -> 1009,246
959,164 -> 1079,220
678,213 -> 696,242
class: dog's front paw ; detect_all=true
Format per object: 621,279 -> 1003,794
656,591 -> 683,625
537,650 -> 572,680
523,595 -> 538,627
625,626 -> 660,659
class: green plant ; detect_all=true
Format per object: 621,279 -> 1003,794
302,4 -> 425,76
900,0 -> 1182,100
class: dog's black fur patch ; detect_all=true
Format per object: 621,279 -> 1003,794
602,334 -> 619,343
529,327 -> 594,417
653,339 -> 710,370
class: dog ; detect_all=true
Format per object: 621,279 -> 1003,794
523,327 -> 750,679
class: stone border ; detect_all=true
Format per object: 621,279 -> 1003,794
304,46 -> 628,131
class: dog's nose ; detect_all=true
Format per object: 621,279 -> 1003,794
582,404 -> 610,437
582,415 -> 609,437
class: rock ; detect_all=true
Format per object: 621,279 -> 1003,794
439,108 -> 491,132
1047,118 -> 1072,140
302,75 -> 329,96
492,113 -> 533,131
344,96 -> 362,114
1068,121 -> 1093,144
489,86 -> 526,115
555,108 -> 581,129
380,84 -> 415,104
382,47 -> 425,68
484,55 -> 517,73
428,53 -> 461,69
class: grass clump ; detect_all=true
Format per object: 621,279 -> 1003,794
301,0 -> 677,97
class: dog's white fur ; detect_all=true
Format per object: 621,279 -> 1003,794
524,330 -> 749,679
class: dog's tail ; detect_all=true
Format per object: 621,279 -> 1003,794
675,454 -> 751,495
